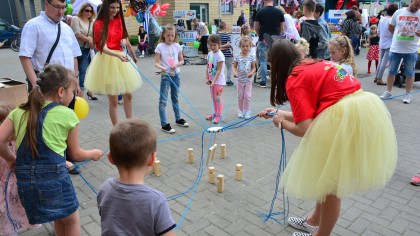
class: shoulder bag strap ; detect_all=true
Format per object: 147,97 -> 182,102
45,22 -> 61,67
82,21 -> 92,48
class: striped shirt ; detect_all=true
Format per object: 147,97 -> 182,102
218,32 -> 232,58
341,19 -> 361,38
19,11 -> 81,72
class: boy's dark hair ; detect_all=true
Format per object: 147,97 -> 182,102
303,0 -> 316,13
109,119 -> 157,169
351,5 -> 358,11
208,34 -> 221,45
386,3 -> 398,16
315,3 -> 324,16
345,10 -> 356,21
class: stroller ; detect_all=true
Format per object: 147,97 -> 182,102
394,58 -> 420,88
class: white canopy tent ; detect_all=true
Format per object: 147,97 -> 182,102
72,0 -> 102,15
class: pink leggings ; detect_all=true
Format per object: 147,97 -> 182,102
210,85 -> 224,116
237,80 -> 252,113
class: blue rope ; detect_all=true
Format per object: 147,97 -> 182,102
4,170 -> 18,233
381,89 -> 420,100
128,60 -> 210,129
173,132 -> 206,229
74,169 -> 98,195
256,128 -> 289,224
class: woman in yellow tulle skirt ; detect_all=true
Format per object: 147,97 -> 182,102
259,40 -> 397,236
85,0 -> 142,125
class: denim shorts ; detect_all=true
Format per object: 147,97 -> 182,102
388,52 -> 418,77
15,164 -> 79,224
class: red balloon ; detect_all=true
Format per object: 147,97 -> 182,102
160,11 -> 167,17
160,3 -> 170,10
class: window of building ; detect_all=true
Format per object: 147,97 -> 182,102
221,1 -> 233,14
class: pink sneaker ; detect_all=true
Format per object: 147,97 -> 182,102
410,173 -> 420,186
212,115 -> 221,124
206,114 -> 213,121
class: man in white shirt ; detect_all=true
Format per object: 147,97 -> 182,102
19,0 -> 81,93
192,18 -> 209,61
380,0 -> 420,104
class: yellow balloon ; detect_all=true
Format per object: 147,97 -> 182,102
74,96 -> 89,120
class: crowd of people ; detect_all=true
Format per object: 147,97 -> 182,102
0,0 -> 418,235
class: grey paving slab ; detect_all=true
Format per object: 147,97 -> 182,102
1,45 -> 420,236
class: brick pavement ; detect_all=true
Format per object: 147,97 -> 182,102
0,46 -> 420,235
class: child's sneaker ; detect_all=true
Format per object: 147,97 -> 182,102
226,80 -> 234,86
206,114 -> 214,121
212,115 -> 221,124
162,123 -> 175,134
176,118 -> 189,127
238,111 -> 244,118
244,111 -> 251,119
410,173 -> 420,186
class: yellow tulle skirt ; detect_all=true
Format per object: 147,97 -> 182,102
84,50 -> 142,95
281,90 -> 397,202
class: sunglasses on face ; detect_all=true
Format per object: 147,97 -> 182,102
84,9 -> 93,13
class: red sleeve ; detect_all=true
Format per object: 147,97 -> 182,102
286,65 -> 319,123
94,19 -> 104,51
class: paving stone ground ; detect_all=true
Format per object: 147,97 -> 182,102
1,46 -> 420,236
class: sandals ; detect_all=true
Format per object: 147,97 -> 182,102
376,81 -> 387,86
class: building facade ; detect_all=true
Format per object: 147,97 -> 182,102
5,0 -> 258,35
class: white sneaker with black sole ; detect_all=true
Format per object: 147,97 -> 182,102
162,123 -> 175,134
175,119 -> 189,127
403,94 -> 411,104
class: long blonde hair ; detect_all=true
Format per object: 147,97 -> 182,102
158,24 -> 178,44
329,35 -> 358,76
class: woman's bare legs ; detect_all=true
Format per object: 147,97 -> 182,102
123,93 -> 132,119
313,195 -> 341,236
108,95 -> 119,126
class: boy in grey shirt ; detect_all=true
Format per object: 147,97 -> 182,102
98,119 -> 176,236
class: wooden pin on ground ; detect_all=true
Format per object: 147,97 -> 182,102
211,144 -> 217,161
217,174 -> 224,193
188,148 -> 194,163
208,166 -> 216,184
206,146 -> 215,166
153,160 -> 161,176
220,144 -> 226,159
235,164 -> 243,181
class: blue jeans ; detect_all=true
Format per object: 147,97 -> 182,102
159,74 -> 181,126
375,48 -> 390,79
257,42 -> 269,84
350,36 -> 359,55
388,52 -> 418,77
77,47 -> 91,88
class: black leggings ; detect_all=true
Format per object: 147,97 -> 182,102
200,35 -> 209,55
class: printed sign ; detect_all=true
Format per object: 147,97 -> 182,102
178,31 -> 199,57
329,10 -> 350,20
396,16 -> 420,41
174,10 -> 196,20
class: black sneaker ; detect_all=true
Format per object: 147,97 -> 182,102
176,119 -> 189,127
162,123 -> 175,134
226,80 -> 234,86
257,82 -> 267,88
